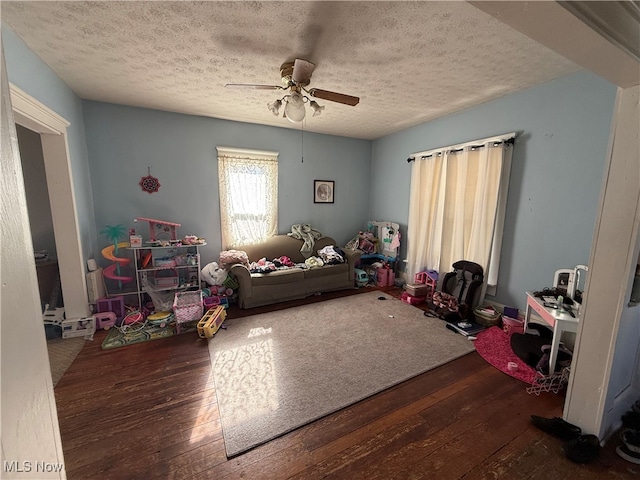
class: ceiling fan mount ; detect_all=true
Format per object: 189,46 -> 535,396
279,61 -> 299,86
226,58 -> 359,123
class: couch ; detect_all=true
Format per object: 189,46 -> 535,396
230,235 -> 360,309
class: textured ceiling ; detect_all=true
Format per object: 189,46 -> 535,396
1,1 -> 581,140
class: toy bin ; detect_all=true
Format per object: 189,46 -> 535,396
405,283 -> 431,297
474,305 -> 501,327
376,268 -> 389,287
502,315 -> 524,336
173,291 -> 203,333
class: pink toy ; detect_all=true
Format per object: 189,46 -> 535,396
97,296 -> 126,319
94,311 -> 117,330
401,292 -> 426,305
135,217 -> 181,241
123,311 -> 143,325
204,296 -> 221,309
101,242 -> 134,284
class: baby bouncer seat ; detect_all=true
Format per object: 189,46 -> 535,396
431,260 -> 484,321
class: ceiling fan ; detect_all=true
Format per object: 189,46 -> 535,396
225,58 -> 360,123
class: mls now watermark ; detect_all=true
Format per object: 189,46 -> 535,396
4,460 -> 64,473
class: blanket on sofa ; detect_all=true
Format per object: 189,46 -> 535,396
287,224 -> 324,257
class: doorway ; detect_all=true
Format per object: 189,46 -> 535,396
16,124 -> 62,314
10,84 -> 89,321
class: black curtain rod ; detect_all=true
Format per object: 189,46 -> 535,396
406,137 -> 515,163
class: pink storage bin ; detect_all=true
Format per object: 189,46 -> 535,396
401,292 -> 426,305
203,296 -> 221,309
376,268 -> 389,287
502,315 -> 524,336
376,268 -> 395,287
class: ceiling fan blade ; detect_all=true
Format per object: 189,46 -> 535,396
225,84 -> 284,90
308,88 -> 360,106
292,59 -> 316,85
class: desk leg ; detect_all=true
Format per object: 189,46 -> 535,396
524,302 -> 532,333
548,323 -> 561,374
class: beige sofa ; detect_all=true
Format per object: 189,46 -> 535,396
230,235 -> 360,309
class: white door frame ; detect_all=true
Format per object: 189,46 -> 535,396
10,84 -> 89,320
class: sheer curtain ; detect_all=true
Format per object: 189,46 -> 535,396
217,147 -> 278,248
406,135 -> 513,293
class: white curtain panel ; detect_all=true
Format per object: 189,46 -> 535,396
407,141 -> 512,290
407,151 -> 448,280
218,151 -> 278,248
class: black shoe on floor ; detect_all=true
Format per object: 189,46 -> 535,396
563,434 -> 601,464
621,429 -> 640,454
616,444 -> 640,464
530,415 -> 582,441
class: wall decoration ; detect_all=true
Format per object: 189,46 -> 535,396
139,166 -> 161,194
314,180 -> 334,204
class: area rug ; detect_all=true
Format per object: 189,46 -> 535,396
101,323 -> 176,350
473,326 -> 537,384
208,291 -> 475,457
47,337 -> 86,386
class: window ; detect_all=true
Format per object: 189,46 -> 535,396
217,147 -> 278,248
406,134 -> 514,297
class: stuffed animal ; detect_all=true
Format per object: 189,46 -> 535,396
200,262 -> 228,286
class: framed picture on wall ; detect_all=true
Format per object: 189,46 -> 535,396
314,180 -> 334,204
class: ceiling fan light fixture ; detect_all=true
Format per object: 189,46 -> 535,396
284,92 -> 306,123
309,100 -> 324,117
267,99 -> 282,116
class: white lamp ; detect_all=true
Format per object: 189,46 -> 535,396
284,92 -> 306,123
267,99 -> 282,116
309,100 -> 324,117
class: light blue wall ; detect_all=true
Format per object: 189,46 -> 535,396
370,71 -> 617,310
2,25 -> 98,261
82,102 -> 371,265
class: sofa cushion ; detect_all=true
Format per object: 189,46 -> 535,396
303,263 -> 348,279
251,268 -> 305,286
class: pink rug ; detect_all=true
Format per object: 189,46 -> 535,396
473,326 -> 537,384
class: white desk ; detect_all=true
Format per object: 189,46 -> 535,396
524,292 -> 580,374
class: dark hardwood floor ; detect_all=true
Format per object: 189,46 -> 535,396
54,288 -> 639,479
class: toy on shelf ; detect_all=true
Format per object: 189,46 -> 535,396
135,217 -> 181,242
100,224 -> 133,288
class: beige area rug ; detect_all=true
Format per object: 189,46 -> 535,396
208,291 -> 475,457
47,337 -> 86,386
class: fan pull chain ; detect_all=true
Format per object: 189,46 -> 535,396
301,120 -> 304,163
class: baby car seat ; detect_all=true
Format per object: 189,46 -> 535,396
441,260 -> 484,320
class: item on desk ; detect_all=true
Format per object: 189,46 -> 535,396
557,295 -> 564,312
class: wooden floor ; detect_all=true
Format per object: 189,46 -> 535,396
54,289 -> 639,479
